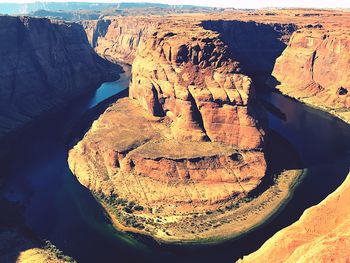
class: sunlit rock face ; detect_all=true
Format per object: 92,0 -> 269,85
238,172 -> 350,263
0,16 -> 118,154
269,28 -> 350,123
129,25 -> 265,150
69,17 -> 267,242
82,17 -> 158,64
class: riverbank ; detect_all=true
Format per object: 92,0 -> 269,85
273,88 -> 350,125
94,168 -> 305,244
239,171 -> 350,262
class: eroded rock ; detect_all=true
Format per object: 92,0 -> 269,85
69,18 -> 267,242
270,28 -> 350,123
239,172 -> 350,263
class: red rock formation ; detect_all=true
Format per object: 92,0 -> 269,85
269,28 -> 350,123
239,172 -> 350,263
82,17 -> 157,64
71,9 -> 350,246
69,17 -> 267,242
129,24 -> 264,149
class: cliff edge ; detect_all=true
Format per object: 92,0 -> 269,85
269,27 -> 350,123
239,172 -> 350,263
0,16 -> 119,155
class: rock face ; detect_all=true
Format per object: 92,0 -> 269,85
129,25 -> 265,149
82,17 -> 157,64
69,19 -> 267,242
0,16 -> 118,153
239,172 -> 350,263
201,20 -> 297,76
270,28 -> 350,123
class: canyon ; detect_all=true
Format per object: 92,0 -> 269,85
69,8 -> 350,255
0,6 -> 349,263
84,10 -> 350,125
69,17 -> 271,242
0,15 -> 120,263
269,27 -> 350,123
0,15 -> 119,156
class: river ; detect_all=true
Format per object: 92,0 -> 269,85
2,66 -> 350,263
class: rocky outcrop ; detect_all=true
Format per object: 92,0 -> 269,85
129,25 -> 265,149
0,228 -> 75,263
269,28 -> 350,123
69,18 -> 268,242
239,172 -> 350,263
82,17 -> 157,64
0,15 -> 119,155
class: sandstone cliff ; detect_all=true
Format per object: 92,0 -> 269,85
69,18 -> 268,242
0,16 -> 119,155
82,17 -> 157,64
269,28 -> 350,123
84,16 -> 296,76
201,20 -> 296,76
239,172 -> 350,263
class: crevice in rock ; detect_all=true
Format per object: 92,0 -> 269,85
92,19 -> 111,48
311,50 -> 317,80
187,90 -> 210,141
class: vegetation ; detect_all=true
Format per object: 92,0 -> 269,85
94,191 -> 147,230
44,240 -> 76,262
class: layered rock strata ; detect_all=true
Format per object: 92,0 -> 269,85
82,17 -> 157,64
201,20 -> 297,76
0,16 -> 119,154
269,28 -> 350,123
239,172 -> 350,263
69,19 -> 268,242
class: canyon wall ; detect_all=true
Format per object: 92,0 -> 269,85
201,20 -> 297,77
239,172 -> 350,263
269,28 -> 350,123
69,18 -> 268,242
82,17 -> 157,64
0,15 -> 119,154
85,17 -> 297,77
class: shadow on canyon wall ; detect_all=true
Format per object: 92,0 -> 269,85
201,20 -> 297,83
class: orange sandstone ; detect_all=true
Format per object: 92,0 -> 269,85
69,17 -> 267,242
239,172 -> 350,263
